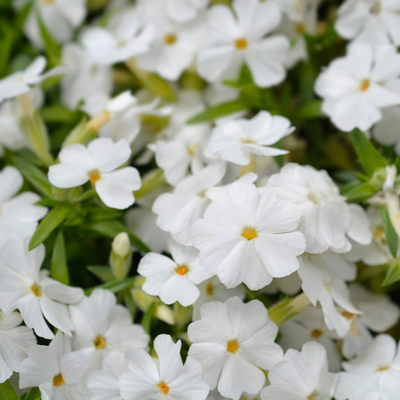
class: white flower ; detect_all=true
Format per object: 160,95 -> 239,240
267,163 -> 372,253
19,0 -> 86,48
335,334 -> 400,400
0,166 -> 47,248
0,239 -> 84,339
87,351 -> 127,400
279,307 -> 342,371
205,111 -> 294,165
153,162 -> 226,246
191,181 -> 306,290
197,0 -> 289,87
188,297 -> 283,400
192,276 -> 245,320
61,289 -> 149,386
61,43 -> 112,110
138,239 -> 212,306
19,331 -> 86,400
166,0 -> 208,22
81,8 -> 155,65
335,0 -> 400,47
48,138 -> 141,210
0,311 -> 36,383
260,342 -> 336,400
315,43 -> 400,132
119,334 -> 210,400
0,56 -> 66,103
298,252 -> 361,337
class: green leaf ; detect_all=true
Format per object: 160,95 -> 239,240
29,205 -> 71,250
40,106 -> 77,123
383,259 -> 400,286
86,208 -> 122,221
85,277 -> 135,295
51,230 -> 69,285
87,266 -> 115,282
350,129 -> 387,175
344,182 -> 379,202
294,100 -> 326,121
380,205 -> 398,258
141,302 -> 156,334
0,381 -> 18,400
187,99 -> 248,124
85,220 -> 150,253
36,10 -> 61,67
124,288 -> 137,319
25,387 -> 41,400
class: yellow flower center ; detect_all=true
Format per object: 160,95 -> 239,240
239,137 -> 256,144
88,169 -> 101,188
227,339 -> 239,353
296,23 -> 305,34
377,364 -> 390,372
311,329 -> 323,338
187,143 -> 198,156
308,192 -> 322,205
235,38 -> 248,50
175,265 -> 189,275
93,335 -> 106,349
359,79 -> 370,92
164,34 -> 177,45
372,1 -> 381,14
205,282 -> 213,296
241,228 -> 258,241
157,381 -> 170,396
30,282 -> 42,297
40,0 -> 54,5
53,373 -> 65,386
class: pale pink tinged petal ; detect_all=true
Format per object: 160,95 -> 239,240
154,335 -> 183,383
95,167 -> 140,209
16,295 -> 54,339
41,279 -> 83,304
188,343 -> 228,390
218,355 -> 265,400
88,138 -> 131,173
159,275 -> 200,306
0,166 -> 23,203
61,347 -> 99,384
2,192 -> 47,223
40,297 -> 73,336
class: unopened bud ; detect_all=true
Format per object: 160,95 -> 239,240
112,232 -> 130,258
110,233 -> 132,279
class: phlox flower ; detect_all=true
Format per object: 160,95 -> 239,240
0,311 -> 36,383
166,0 -> 208,22
315,43 -> 400,132
19,331 -> 86,400
61,289 -> 149,386
267,163 -> 372,253
191,181 -> 306,290
0,239 -> 84,339
205,111 -> 294,165
188,297 -> 283,400
0,166 -> 47,248
138,239 -> 212,307
48,138 -> 141,210
261,342 -> 336,400
335,334 -> 400,400
197,0 -> 289,87
119,334 -> 210,400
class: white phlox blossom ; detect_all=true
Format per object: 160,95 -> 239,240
205,111 -> 294,165
335,334 -> 400,400
138,238 -> 212,306
188,297 -> 283,400
336,0 -> 400,47
192,181 -> 306,290
0,311 -> 36,384
81,8 -> 156,65
267,163 -> 372,254
0,56 -> 66,103
298,251 -> 362,337
0,166 -> 47,247
260,342 -> 336,400
61,289 -> 149,387
279,307 -> 342,371
153,162 -> 226,246
119,334 -> 210,400
61,43 -> 113,110
48,137 -> 141,210
315,43 -> 400,132
87,351 -> 127,400
166,0 -> 208,22
19,331 -> 86,400
0,238 -> 84,339
197,0 -> 289,87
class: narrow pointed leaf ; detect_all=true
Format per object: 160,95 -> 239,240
87,265 -> 115,282
0,381 -> 18,400
380,205 -> 398,258
51,230 -> 69,285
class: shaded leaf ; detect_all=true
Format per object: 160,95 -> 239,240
51,230 -> 69,285
87,265 -> 115,282
383,259 -> 400,286
37,11 -> 61,67
380,205 -> 398,259
85,277 -> 135,295
0,381 -> 18,400
141,302 -> 156,335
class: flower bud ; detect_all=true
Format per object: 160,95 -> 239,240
110,233 -> 132,279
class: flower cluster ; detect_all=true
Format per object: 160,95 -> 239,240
1,0 -> 400,399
